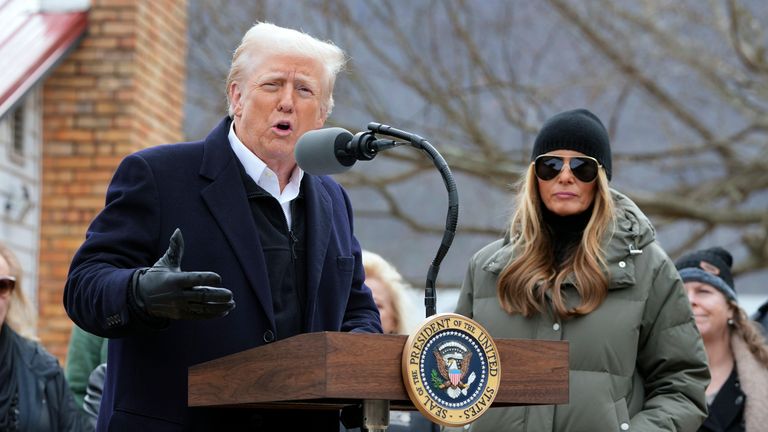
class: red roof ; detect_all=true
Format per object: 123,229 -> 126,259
0,0 -> 88,116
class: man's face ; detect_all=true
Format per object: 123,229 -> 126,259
229,53 -> 328,167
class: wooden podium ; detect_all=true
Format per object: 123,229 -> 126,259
189,332 -> 568,415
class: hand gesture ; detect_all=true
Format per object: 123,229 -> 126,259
132,229 -> 235,320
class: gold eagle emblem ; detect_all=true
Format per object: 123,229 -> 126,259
434,349 -> 472,389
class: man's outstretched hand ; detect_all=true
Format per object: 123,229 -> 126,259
131,229 -> 235,320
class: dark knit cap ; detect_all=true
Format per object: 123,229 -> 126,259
678,268 -> 737,302
532,109 -> 612,180
674,246 -> 734,290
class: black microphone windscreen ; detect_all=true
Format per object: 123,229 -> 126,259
295,127 -> 354,175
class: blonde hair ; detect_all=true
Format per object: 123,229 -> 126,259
729,300 -> 768,367
362,250 -> 408,334
497,165 -> 615,319
225,22 -> 347,117
0,243 -> 37,340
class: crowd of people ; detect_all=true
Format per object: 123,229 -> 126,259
1,20 -> 767,432
0,245 -> 84,431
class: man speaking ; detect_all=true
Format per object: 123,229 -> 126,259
64,22 -> 381,431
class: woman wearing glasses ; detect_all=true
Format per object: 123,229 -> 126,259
0,245 -> 84,431
454,109 -> 710,431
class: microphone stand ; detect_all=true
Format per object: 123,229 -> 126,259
347,123 -> 457,432
363,123 -> 459,318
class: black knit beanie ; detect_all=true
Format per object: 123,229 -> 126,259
531,108 -> 612,180
674,246 -> 735,290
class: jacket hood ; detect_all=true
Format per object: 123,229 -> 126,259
604,189 -> 656,260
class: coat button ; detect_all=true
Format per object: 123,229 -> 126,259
552,323 -> 560,331
263,330 -> 275,343
620,422 -> 629,430
618,261 -> 626,268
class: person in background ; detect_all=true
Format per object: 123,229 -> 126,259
63,22 -> 380,431
341,250 -> 437,432
65,326 -> 107,414
455,108 -> 710,431
362,250 -> 409,335
0,244 -> 85,431
675,246 -> 768,340
82,362 -> 106,430
676,247 -> 768,431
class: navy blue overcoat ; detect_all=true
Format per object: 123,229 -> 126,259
64,117 -> 381,430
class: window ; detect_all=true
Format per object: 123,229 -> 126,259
12,107 -> 24,158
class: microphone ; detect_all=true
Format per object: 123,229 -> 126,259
295,127 -> 400,175
297,122 -> 458,318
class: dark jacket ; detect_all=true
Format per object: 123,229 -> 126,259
700,335 -> 768,432
63,117 -> 381,431
6,325 -> 85,431
454,190 -> 710,431
700,368 -> 744,432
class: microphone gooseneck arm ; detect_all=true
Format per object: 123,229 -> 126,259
365,122 -> 458,318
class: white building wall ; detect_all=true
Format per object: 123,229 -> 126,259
0,86 -> 42,307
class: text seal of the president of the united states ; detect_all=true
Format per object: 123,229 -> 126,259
402,313 -> 501,427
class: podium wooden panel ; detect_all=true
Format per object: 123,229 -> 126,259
189,332 -> 568,410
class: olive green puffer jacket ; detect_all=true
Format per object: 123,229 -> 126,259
454,190 -> 709,432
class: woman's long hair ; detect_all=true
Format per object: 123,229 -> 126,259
0,243 -> 37,340
497,165 -> 615,319
729,301 -> 768,367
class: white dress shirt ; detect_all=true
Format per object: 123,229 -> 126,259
228,122 -> 304,227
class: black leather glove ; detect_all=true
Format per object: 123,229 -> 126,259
130,228 -> 235,320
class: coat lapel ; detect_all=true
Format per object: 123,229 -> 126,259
302,175 -> 332,328
199,118 -> 274,327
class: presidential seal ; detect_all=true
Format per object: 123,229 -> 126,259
402,313 -> 501,427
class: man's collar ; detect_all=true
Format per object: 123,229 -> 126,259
227,121 -> 304,198
228,121 -> 269,183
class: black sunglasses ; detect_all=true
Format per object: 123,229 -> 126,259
0,276 -> 15,295
533,155 -> 601,183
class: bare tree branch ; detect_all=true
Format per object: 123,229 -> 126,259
186,0 -> 768,280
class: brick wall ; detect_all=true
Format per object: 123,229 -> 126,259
39,0 -> 188,361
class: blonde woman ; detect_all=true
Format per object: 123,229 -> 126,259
455,109 -> 710,431
0,244 -> 84,431
676,247 -> 768,431
362,250 -> 409,335
359,251 -> 439,432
